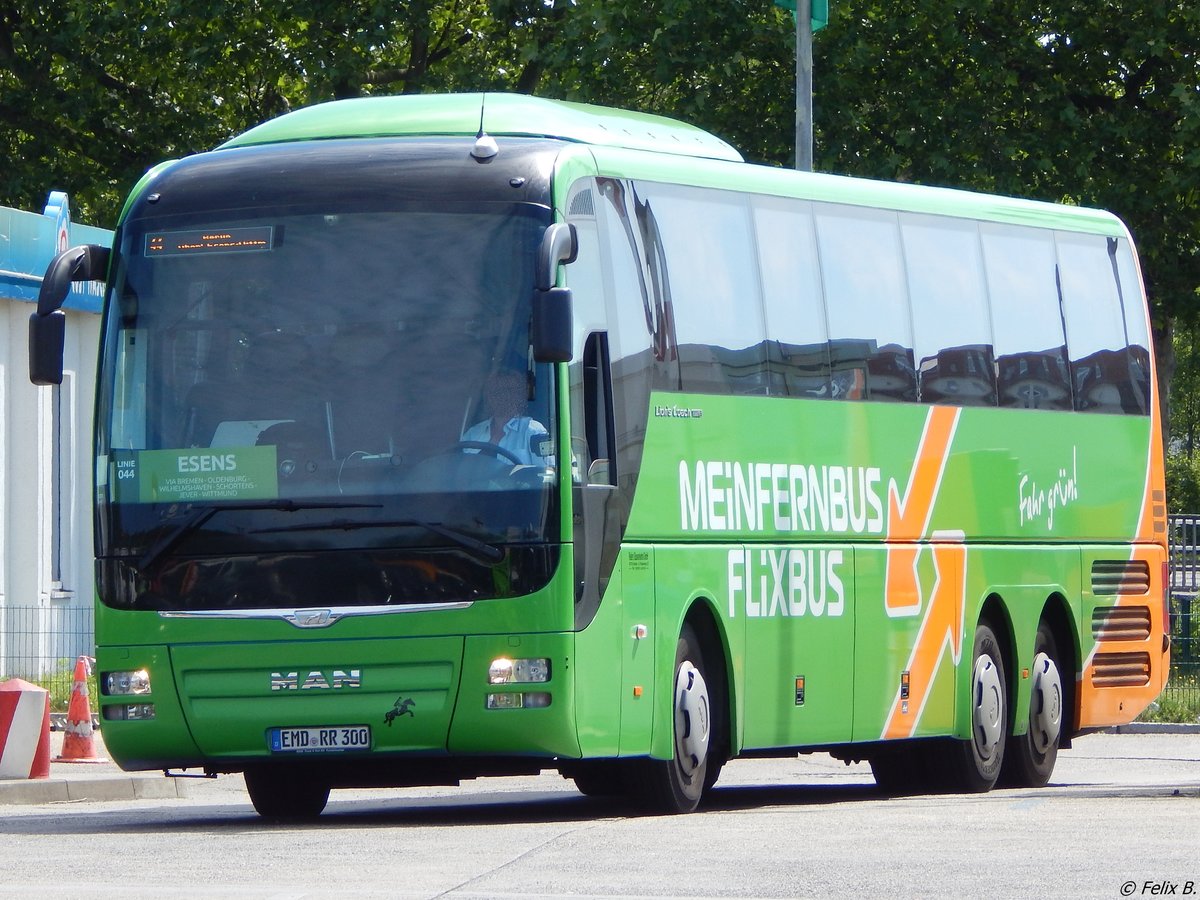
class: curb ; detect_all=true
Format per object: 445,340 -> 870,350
0,774 -> 190,805
1104,722 -> 1200,735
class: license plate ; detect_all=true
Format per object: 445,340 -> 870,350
269,725 -> 371,753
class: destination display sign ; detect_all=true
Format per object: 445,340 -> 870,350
109,446 -> 279,503
145,226 -> 274,257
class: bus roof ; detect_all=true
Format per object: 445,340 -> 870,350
585,145 -> 1129,237
214,93 -> 1122,237
220,93 -> 744,163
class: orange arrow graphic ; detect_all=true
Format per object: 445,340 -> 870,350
881,406 -> 967,739
883,406 -> 960,616
883,539 -> 967,739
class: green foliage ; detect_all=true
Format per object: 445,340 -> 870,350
1169,316 -> 1200,464
0,1 -> 800,222
1166,451 -> 1200,513
1137,672 -> 1200,724
0,668 -> 98,713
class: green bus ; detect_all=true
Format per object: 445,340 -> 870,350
30,94 -> 1169,816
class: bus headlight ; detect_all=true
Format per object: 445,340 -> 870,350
488,658 -> 550,684
103,669 -> 151,696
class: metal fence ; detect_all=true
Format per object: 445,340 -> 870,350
1167,515 -> 1200,716
0,604 -> 94,711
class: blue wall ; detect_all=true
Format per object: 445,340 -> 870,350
0,191 -> 113,314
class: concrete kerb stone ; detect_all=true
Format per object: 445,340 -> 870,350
1104,721 -> 1200,735
0,776 -> 187,805
0,728 -> 190,806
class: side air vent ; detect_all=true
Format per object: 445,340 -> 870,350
1090,651 -> 1151,688
568,189 -> 595,217
1091,606 -> 1152,642
1091,559 -> 1150,595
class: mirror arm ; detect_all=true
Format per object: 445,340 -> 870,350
29,244 -> 110,386
36,244 -> 110,316
535,223 -> 578,291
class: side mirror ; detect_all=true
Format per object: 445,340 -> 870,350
28,244 -> 110,385
532,286 -> 573,363
29,312 -> 66,386
532,223 -> 577,364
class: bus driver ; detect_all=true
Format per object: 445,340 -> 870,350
461,370 -> 553,467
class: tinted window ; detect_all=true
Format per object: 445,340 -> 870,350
1113,238 -> 1152,414
594,178 -> 678,499
816,205 -> 916,402
903,214 -> 996,406
642,184 -> 767,395
565,181 -> 609,483
980,223 -> 1072,411
1057,232 -> 1149,415
753,196 -> 832,398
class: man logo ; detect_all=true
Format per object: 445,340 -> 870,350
270,669 -> 362,691
284,609 -> 340,628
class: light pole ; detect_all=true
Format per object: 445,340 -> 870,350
775,0 -> 828,171
795,0 -> 813,171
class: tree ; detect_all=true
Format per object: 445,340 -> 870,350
2,1 -> 1197,449
0,1 -> 796,222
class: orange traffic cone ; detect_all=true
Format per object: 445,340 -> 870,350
56,656 -> 105,763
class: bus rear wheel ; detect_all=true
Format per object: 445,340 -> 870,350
941,621 -> 1007,793
244,766 -> 330,818
1001,622 -> 1063,787
627,623 -> 711,814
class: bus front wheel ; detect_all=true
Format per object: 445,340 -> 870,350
628,623 -> 711,814
244,766 -> 330,818
1000,622 -> 1063,787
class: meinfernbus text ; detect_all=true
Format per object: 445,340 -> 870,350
30,94 -> 1169,817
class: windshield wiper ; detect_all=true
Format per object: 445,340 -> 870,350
137,500 -> 382,571
250,518 -> 505,563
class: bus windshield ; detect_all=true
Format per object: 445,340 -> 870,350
95,199 -> 559,612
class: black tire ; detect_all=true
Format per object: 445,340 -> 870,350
244,766 -> 330,818
626,623 -> 712,814
1000,622 -> 1063,788
941,621 -> 1007,793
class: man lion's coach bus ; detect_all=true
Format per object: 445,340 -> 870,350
30,94 -> 1169,816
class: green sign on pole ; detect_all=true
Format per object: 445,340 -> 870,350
774,0 -> 829,32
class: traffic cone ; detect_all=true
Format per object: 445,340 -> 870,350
56,656 -> 105,763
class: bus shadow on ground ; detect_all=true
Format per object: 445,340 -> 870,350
6,781 -> 1194,836
0,782 -> 887,835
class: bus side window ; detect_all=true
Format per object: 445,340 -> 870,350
1056,232 -> 1149,415
815,204 -> 917,403
582,332 -> 616,485
752,195 -> 831,400
638,185 -> 767,396
1113,239 -> 1153,415
902,213 -> 997,407
981,223 -> 1074,412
